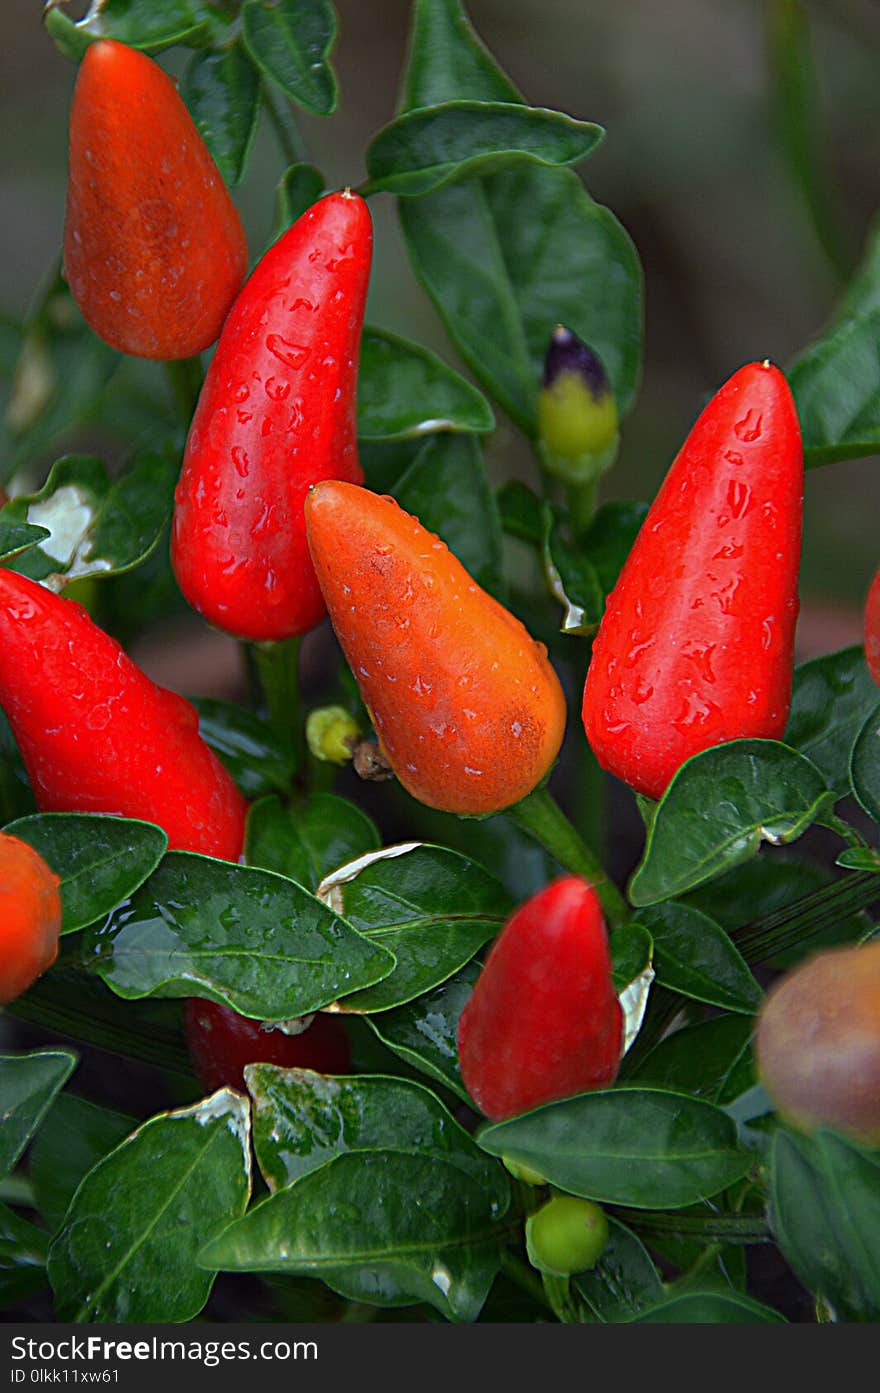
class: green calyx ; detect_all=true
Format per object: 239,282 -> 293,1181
525,1195 -> 609,1277
305,706 -> 361,765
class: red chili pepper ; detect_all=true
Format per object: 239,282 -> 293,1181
171,191 -> 372,642
64,39 -> 248,360
0,831 -> 62,1006
305,480 -> 567,815
864,563 -> 880,686
0,569 -> 247,860
457,877 -> 622,1121
582,361 -> 803,800
184,999 -> 352,1093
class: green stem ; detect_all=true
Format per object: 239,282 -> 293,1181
252,637 -> 304,772
0,1174 -> 37,1209
262,85 -> 308,167
565,478 -> 598,540
164,355 -> 203,425
541,1272 -> 580,1323
507,786 -> 628,929
499,1251 -> 553,1311
816,811 -> 870,850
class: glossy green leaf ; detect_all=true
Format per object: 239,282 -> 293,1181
627,1015 -> 755,1106
496,480 -> 544,546
323,844 -> 510,1013
401,0 -> 523,111
1,272 -> 120,487
478,1088 -> 752,1210
45,0 -> 223,54
242,0 -> 337,116
789,220 -> 880,466
0,1050 -> 76,1178
367,960 -> 479,1102
182,45 -> 262,187
358,327 -> 494,441
244,793 -> 380,891
573,1217 -> 664,1322
629,740 -> 833,906
849,701 -> 880,825
543,507 -> 603,634
610,921 -> 653,993
85,851 -> 395,1019
366,101 -> 603,197
48,1090 -> 251,1322
5,813 -> 168,936
0,522 -> 49,564
273,162 -> 325,240
200,1151 -> 504,1321
635,903 -> 762,1014
247,1068 -> 508,1203
393,433 -> 505,599
400,168 -> 642,437
29,1094 -> 136,1232
786,646 -> 877,794
581,501 -> 649,594
0,1202 -> 50,1308
630,1290 -> 785,1323
770,1128 -> 880,1321
3,452 -> 176,584
838,847 -> 880,871
192,700 -> 296,800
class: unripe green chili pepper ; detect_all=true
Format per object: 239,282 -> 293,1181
537,326 -> 619,485
457,877 -> 622,1120
0,569 -> 248,860
171,191 -> 373,643
582,360 -> 803,801
305,706 -> 361,765
526,1195 -> 609,1277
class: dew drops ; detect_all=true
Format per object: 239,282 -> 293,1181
266,334 -> 310,370
724,449 -> 744,467
232,446 -> 250,478
734,410 -> 763,442
265,376 -> 291,402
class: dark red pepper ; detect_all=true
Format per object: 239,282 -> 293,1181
582,361 -> 803,800
184,998 -> 352,1093
457,877 -> 622,1121
171,190 -> 373,642
0,569 -> 247,859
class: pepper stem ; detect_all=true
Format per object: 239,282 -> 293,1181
565,477 -> 599,541
506,786 -> 628,929
252,637 -> 304,774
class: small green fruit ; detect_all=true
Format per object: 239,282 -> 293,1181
525,1195 -> 609,1277
305,705 -> 361,765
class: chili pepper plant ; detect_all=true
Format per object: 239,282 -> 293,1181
2,0 -> 880,1327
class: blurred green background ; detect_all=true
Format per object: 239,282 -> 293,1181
3,0 -> 880,644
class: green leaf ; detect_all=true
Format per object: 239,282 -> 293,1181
610,921 -> 653,993
573,1217 -> 664,1322
182,44 -> 262,187
192,699 -> 296,800
581,501 -> 649,594
273,162 -> 325,241
45,0 -> 224,54
358,327 -> 494,441
244,793 -> 380,891
400,167 -> 642,437
1,272 -> 120,486
789,220 -> 880,466
393,433 -> 505,599
478,1088 -> 752,1209
29,1094 -> 136,1232
47,1090 -> 251,1322
242,0 -> 337,116
496,480 -> 544,546
2,452 -> 176,584
5,813 -> 168,937
770,1128 -> 880,1321
367,961 -> 478,1102
200,1150 -> 504,1321
629,1290 -> 785,1323
0,1050 -> 77,1178
627,1015 -> 756,1105
0,1202 -> 50,1308
400,0 -> 521,110
628,740 -> 833,907
366,102 -> 603,198
634,903 -> 763,1014
85,852 -> 395,1018
543,505 -> 603,634
322,844 -> 511,1013
0,522 -> 49,564
247,1068 -> 508,1202
786,646 -> 877,794
849,701 -> 880,825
